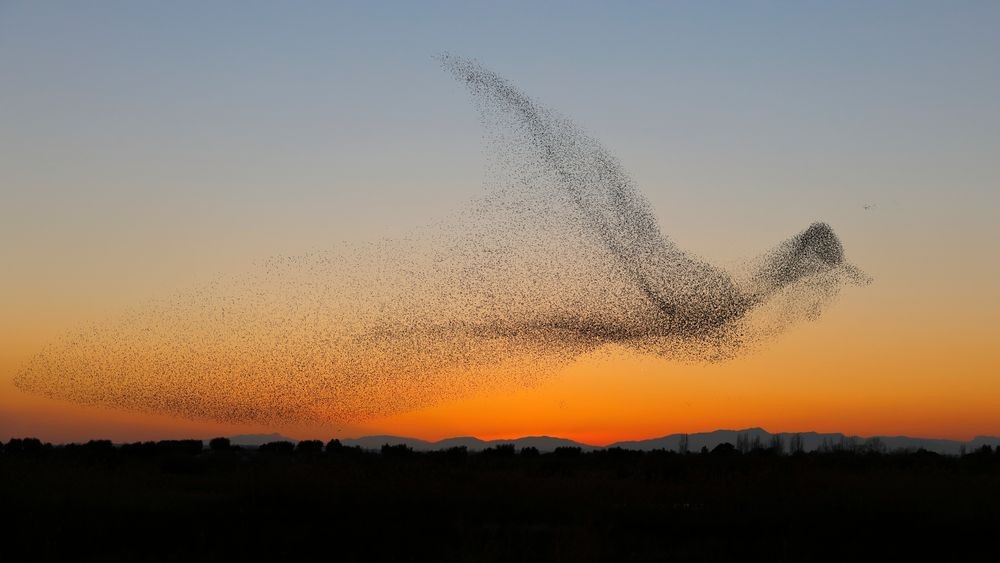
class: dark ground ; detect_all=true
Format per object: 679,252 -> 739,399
2,438 -> 999,562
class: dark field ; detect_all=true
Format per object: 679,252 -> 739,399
3,438 -> 999,562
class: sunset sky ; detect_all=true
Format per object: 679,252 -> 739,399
2,1 -> 999,444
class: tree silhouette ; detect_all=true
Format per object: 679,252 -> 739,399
155,440 -> 203,455
440,446 -> 468,460
839,436 -> 858,452
120,441 -> 157,456
819,437 -> 833,453
483,444 -> 516,458
209,437 -> 231,452
862,437 -> 886,454
296,440 -> 324,454
711,443 -> 737,456
4,438 -> 45,454
769,435 -> 784,455
258,441 -> 294,454
80,440 -> 114,458
789,433 -> 804,455
381,444 -> 412,457
736,433 -> 749,454
520,446 -> 540,458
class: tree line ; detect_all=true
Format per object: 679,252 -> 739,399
3,435 -> 1000,461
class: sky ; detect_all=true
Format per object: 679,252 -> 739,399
2,1 -> 999,444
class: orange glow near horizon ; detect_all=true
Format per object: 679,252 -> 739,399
363,304 -> 1000,445
5,282 -> 999,445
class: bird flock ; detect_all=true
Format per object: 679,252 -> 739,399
14,56 -> 867,425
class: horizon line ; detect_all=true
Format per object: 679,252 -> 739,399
10,426 -> 1000,448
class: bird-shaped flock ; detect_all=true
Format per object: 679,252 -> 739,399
15,56 -> 866,425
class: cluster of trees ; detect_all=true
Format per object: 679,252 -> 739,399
4,435 -> 1000,461
712,432 -> 889,456
5,435 -> 1000,561
1,437 -> 48,454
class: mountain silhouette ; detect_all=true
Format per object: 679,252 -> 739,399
227,433 -> 297,447
326,428 -> 1000,455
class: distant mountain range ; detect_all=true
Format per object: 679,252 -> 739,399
228,428 -> 1000,455
228,432 -> 297,447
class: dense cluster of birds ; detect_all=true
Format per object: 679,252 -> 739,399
15,56 -> 866,425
